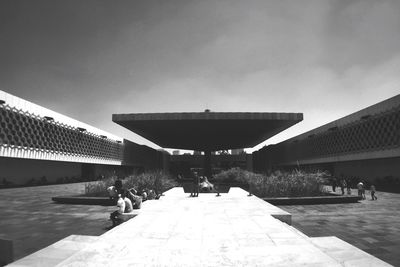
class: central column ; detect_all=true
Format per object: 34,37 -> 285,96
203,150 -> 212,178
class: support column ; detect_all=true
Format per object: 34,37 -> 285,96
203,150 -> 212,178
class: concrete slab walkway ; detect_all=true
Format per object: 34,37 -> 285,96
15,187 -> 388,267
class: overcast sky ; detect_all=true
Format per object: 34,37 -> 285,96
1,0 -> 399,152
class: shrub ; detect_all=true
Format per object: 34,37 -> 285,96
84,171 -> 178,197
251,169 -> 329,197
212,167 -> 253,184
213,168 -> 329,197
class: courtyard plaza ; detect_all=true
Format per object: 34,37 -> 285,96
2,184 -> 396,266
281,188 -> 400,266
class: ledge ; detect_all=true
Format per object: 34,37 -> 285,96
52,196 -> 115,206
263,194 -> 361,205
181,183 -> 231,193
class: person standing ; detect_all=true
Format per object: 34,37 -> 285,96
357,181 -> 364,199
332,178 -> 337,192
346,179 -> 351,195
194,173 -> 200,197
340,179 -> 346,195
190,172 -> 197,197
370,185 -> 377,200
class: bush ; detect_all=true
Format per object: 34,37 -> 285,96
212,167 -> 254,184
250,169 -> 329,197
213,168 -> 329,197
84,171 -> 178,197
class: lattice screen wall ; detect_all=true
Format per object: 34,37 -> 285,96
0,103 -> 124,164
254,103 -> 400,169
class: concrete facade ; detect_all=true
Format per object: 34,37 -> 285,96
0,91 -> 167,185
253,94 -> 400,189
112,111 -> 303,151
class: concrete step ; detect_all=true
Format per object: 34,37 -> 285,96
7,235 -> 99,267
278,223 -> 393,266
282,223 -> 310,239
309,236 -> 393,266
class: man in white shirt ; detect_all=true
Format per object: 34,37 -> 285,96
110,190 -> 133,227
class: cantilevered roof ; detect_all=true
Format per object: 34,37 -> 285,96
112,112 -> 303,151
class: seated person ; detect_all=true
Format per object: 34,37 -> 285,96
200,176 -> 214,192
107,179 -> 123,200
147,189 -> 156,200
141,189 -> 148,202
128,187 -> 138,195
109,193 -> 125,227
127,188 -> 142,209
109,190 -> 134,226
123,191 -> 133,213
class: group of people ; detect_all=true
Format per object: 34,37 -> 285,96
107,179 -> 160,227
356,181 -> 378,200
189,172 -> 214,197
331,176 -> 352,195
190,172 -> 200,197
331,176 -> 377,200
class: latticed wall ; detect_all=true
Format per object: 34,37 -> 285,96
253,96 -> 400,171
0,102 -> 124,164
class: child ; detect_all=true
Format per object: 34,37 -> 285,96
370,185 -> 377,200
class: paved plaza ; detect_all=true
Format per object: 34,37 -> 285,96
281,189 -> 400,266
0,183 -> 111,262
3,185 -> 395,266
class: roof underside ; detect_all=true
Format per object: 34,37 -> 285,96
112,112 -> 303,151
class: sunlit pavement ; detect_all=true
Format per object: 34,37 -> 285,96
281,188 -> 400,266
7,187 -> 393,266
2,184 -> 396,266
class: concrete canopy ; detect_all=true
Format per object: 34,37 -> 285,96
113,112 -> 303,151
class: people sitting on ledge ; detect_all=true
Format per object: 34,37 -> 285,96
107,180 -> 162,211
109,189 -> 134,227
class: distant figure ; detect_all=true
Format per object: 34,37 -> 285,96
357,182 -> 364,199
190,172 -> 200,197
346,180 -> 351,195
332,178 -> 337,192
340,179 -> 347,195
361,181 -> 366,200
370,185 -> 377,200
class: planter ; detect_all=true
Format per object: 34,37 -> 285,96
181,183 -> 231,193
262,194 -> 361,205
52,196 -> 115,206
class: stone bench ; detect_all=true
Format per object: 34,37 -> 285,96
118,211 -> 140,222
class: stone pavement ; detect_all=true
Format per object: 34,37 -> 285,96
1,184 -> 396,266
281,188 -> 400,267
0,183 -> 111,262
10,187 -> 393,267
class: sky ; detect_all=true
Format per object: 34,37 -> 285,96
1,0 -> 399,153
